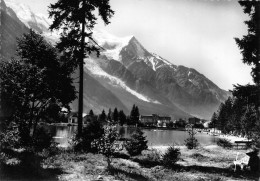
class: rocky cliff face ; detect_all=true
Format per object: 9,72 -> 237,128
1,0 -> 230,119
0,0 -> 29,61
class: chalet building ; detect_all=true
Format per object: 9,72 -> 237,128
68,112 -> 78,124
139,114 -> 171,127
68,112 -> 89,124
175,119 -> 187,127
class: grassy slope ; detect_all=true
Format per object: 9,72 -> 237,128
1,146 -> 258,181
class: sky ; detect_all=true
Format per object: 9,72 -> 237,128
14,0 -> 253,90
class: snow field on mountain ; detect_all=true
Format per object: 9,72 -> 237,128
84,58 -> 160,104
93,30 -> 133,60
5,0 -> 50,31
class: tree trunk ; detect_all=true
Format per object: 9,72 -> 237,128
77,0 -> 86,137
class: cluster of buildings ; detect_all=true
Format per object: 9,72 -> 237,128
67,112 -> 97,125
139,114 -> 171,127
139,114 -> 205,128
66,112 -> 205,128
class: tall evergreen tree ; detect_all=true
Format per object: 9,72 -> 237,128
235,1 -> 260,84
233,1 -> 260,145
49,0 -> 114,137
130,104 -> 140,125
113,107 -> 118,124
209,112 -> 218,129
89,109 -> 94,116
98,109 -> 106,123
118,110 -> 126,126
107,108 -> 112,122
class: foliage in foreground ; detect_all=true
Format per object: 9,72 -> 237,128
0,30 -> 76,152
161,145 -> 181,168
93,125 -> 119,169
72,119 -> 104,152
185,126 -> 199,149
185,137 -> 199,150
125,128 -> 148,156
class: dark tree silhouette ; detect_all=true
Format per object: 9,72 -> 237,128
89,109 -> 94,116
0,30 -> 76,142
118,110 -> 126,126
49,0 -> 114,137
98,109 -> 107,124
113,107 -> 118,124
232,1 -> 260,145
130,104 -> 140,125
235,1 -> 260,84
107,108 -> 112,122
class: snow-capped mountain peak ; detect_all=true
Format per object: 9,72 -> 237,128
93,30 -> 133,60
5,0 -> 50,33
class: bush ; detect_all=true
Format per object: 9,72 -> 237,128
32,126 -> 53,152
185,137 -> 199,149
72,119 -> 104,152
133,149 -> 162,167
125,128 -> 148,156
144,149 -> 161,163
161,145 -> 180,168
93,125 -> 119,169
0,124 -> 20,151
216,138 -> 232,149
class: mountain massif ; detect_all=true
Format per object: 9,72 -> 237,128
1,0 -> 230,119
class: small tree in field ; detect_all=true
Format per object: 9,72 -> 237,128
93,125 -> 119,170
162,145 -> 181,168
185,125 -> 199,149
125,128 -> 148,156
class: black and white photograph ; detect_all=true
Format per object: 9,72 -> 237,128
0,0 -> 259,180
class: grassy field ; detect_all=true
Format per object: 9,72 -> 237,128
0,145 -> 259,181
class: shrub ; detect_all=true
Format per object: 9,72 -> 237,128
73,119 -> 104,152
32,126 -> 53,152
93,125 -> 119,169
125,128 -> 148,156
162,145 -> 180,168
185,137 -> 199,149
145,149 -> 161,163
133,149 -> 162,167
191,153 -> 208,162
0,123 -> 20,151
216,138 -> 232,149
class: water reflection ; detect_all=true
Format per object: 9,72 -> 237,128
49,125 -> 215,147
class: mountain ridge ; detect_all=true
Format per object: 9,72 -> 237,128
1,0 -> 231,119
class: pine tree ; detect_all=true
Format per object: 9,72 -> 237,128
125,128 -> 148,156
107,108 -> 112,122
89,109 -> 94,116
98,109 -> 107,124
113,107 -> 118,124
130,104 -> 140,125
233,1 -> 260,145
49,0 -> 114,137
235,1 -> 260,84
209,112 -> 218,129
118,110 -> 126,126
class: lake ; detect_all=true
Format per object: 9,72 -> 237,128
49,125 -> 216,147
